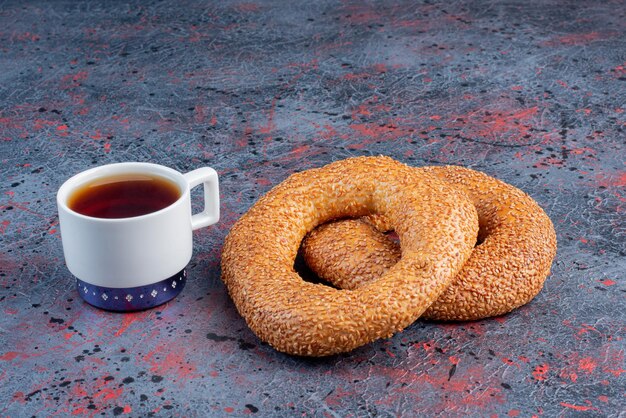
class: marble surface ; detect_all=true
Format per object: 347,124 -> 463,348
0,0 -> 624,416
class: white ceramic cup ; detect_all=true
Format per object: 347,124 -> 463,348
57,162 -> 220,311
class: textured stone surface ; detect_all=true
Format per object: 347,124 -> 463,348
0,0 -> 624,416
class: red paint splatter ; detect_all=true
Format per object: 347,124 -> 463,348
353,103 -> 372,117
142,344 -> 200,381
449,106 -> 539,145
598,395 -> 609,403
114,311 -> 150,337
9,391 -> 24,405
291,144 -> 309,159
94,387 -> 123,401
611,62 -> 626,76
393,18 -> 428,28
235,122 -> 253,148
336,361 -> 506,413
70,383 -> 89,398
341,9 -> 383,25
605,367 -> 625,377
461,386 -> 505,409
342,72 -> 370,81
325,386 -> 358,407
235,3 -> 260,12
0,117 -> 23,130
372,63 -> 387,73
542,32 -> 616,46
420,341 -> 436,352
569,146 -> 595,155
349,122 -> 412,141
351,99 -> 391,120
60,71 -> 89,89
314,123 -> 347,141
559,400 -> 597,412
596,344 -> 626,377
224,407 -> 235,413
114,116 -> 130,126
578,357 -> 597,374
508,409 -> 520,417
535,156 -> 565,168
32,119 -> 57,130
256,178 -> 271,187
595,171 -> 626,188
532,364 -> 549,381
0,220 -> 9,234
11,32 -> 41,42
501,357 -> 521,369
599,279 -> 616,286
0,352 -> 20,361
571,324 -> 604,341
259,99 -> 277,136
194,105 -> 207,123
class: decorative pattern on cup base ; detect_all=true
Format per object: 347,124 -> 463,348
76,269 -> 187,312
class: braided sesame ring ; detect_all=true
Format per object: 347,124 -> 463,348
301,165 -> 557,321
221,157 -> 478,356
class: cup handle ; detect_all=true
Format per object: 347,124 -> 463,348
183,167 -> 220,230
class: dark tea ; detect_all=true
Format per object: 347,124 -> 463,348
68,173 -> 181,219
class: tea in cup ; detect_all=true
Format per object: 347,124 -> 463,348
57,162 -> 220,312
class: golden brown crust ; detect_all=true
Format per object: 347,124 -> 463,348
221,157 -> 479,356
303,220 -> 401,290
302,165 -> 557,321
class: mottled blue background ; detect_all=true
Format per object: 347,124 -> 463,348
1,1 -> 624,416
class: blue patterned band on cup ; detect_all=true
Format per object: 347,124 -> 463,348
76,269 -> 187,312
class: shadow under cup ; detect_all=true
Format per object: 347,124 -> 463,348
57,162 -> 220,312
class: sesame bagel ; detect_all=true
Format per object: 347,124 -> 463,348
301,165 -> 557,321
221,157 -> 479,356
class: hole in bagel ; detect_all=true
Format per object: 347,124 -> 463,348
475,223 -> 488,247
384,230 -> 400,245
293,252 -> 340,289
